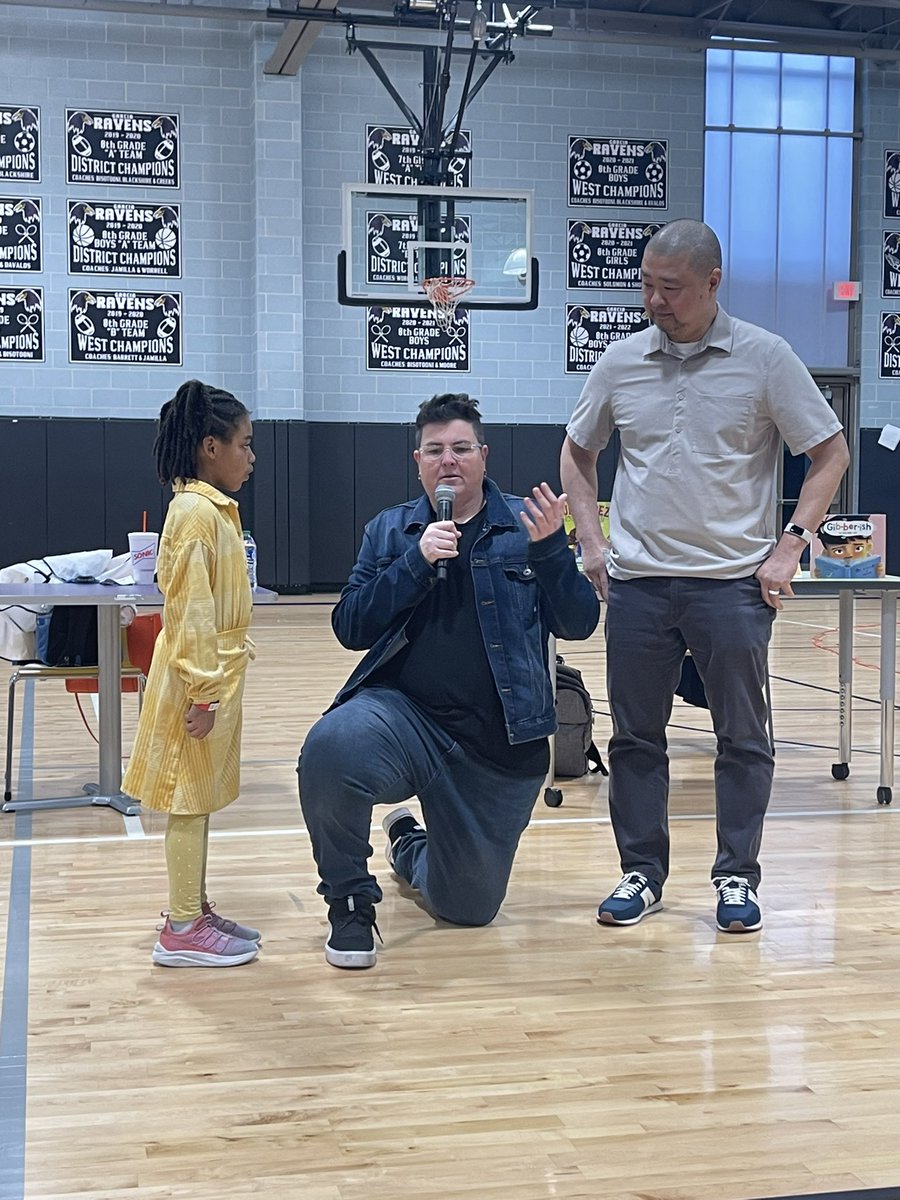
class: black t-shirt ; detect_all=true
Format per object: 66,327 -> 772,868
370,506 -> 549,778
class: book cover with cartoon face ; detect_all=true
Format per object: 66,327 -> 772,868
811,514 -> 887,579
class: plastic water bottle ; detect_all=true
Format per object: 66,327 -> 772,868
242,529 -> 258,590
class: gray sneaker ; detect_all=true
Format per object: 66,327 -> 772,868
202,901 -> 261,942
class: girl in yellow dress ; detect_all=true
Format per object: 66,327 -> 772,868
122,380 -> 259,967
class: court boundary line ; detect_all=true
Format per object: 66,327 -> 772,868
0,683 -> 34,1200
2,803 -> 898,851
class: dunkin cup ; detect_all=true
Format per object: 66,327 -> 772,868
129,531 -> 159,584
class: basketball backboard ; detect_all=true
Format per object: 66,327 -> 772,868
339,183 -> 538,310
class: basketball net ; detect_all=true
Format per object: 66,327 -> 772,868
422,276 -> 475,331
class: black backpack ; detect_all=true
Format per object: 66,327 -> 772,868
675,653 -> 709,709
554,656 -> 608,779
37,606 -> 99,667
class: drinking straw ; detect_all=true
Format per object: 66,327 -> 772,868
142,510 -> 147,533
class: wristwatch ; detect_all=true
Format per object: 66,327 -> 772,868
783,523 -> 813,545
193,701 -> 220,712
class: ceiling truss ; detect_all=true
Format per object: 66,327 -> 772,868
5,0 -> 900,69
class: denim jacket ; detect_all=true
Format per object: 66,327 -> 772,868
331,478 -> 600,744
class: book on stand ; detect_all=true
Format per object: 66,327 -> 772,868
810,514 -> 887,579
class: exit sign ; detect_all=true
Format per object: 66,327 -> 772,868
833,281 -> 860,301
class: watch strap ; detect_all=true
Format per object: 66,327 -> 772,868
193,701 -> 220,711
783,523 -> 813,545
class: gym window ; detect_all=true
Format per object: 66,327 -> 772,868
704,50 -> 856,367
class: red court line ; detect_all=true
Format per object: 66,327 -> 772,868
810,623 -> 899,675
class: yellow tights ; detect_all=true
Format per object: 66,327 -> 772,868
165,813 -> 211,923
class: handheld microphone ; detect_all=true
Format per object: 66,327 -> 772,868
434,484 -> 455,582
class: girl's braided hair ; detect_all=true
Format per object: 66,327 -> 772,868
154,379 -> 249,485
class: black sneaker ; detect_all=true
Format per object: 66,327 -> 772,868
382,806 -> 426,869
325,896 -> 381,969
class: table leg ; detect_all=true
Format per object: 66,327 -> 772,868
3,603 -> 139,816
831,588 -> 853,780
543,634 -> 563,808
97,604 -> 122,795
82,604 -> 139,815
877,590 -> 897,806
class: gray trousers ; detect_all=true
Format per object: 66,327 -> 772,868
605,576 -> 776,891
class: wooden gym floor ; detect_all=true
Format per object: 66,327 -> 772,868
1,595 -> 900,1200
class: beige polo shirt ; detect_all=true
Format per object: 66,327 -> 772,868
566,306 -> 844,580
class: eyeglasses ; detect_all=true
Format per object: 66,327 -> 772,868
418,441 -> 483,462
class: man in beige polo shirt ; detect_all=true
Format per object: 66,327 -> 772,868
561,218 -> 850,934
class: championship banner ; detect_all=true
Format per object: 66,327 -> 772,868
879,311 -> 900,379
568,136 -> 667,209
0,285 -> 43,361
885,150 -> 900,220
567,220 -> 663,290
565,303 -> 649,374
367,305 -> 469,371
882,231 -> 900,298
365,211 -> 470,285
0,196 -> 41,272
68,288 -> 182,365
366,125 -> 471,187
66,109 -> 180,188
67,201 -> 181,277
0,105 -> 40,182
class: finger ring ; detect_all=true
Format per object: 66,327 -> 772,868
767,589 -> 781,595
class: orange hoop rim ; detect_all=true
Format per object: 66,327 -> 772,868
423,275 -> 476,303
422,276 -> 476,327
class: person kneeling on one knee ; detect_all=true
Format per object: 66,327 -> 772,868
298,392 -> 600,969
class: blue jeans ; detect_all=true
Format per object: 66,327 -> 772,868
605,576 -> 775,891
297,687 -> 544,925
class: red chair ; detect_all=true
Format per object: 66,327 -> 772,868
63,611 -> 162,697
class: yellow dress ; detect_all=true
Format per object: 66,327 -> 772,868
122,480 -> 254,814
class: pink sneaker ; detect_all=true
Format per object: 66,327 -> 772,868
152,914 -> 258,968
202,900 -> 262,943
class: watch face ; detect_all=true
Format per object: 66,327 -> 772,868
786,524 -> 811,542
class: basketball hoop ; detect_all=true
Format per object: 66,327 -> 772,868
422,275 -> 475,330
